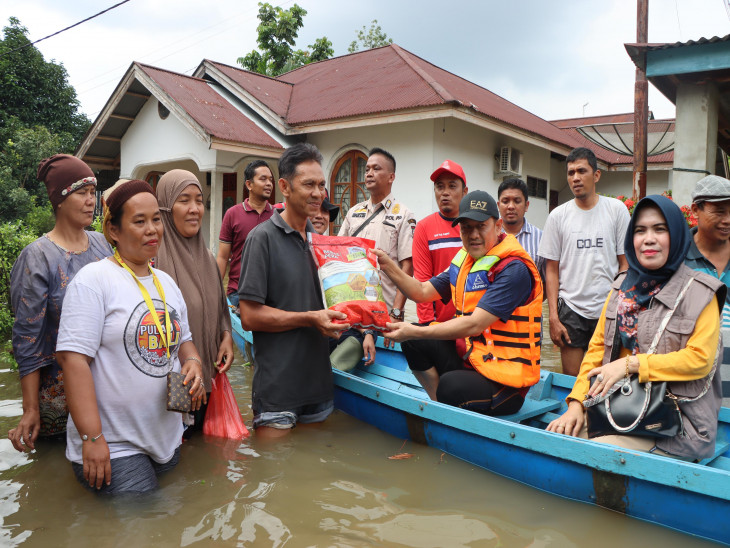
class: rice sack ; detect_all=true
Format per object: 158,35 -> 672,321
309,234 -> 389,329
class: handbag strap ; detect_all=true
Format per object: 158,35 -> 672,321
646,276 -> 719,404
646,277 -> 694,355
351,204 -> 385,238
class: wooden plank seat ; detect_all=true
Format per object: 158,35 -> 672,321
498,397 -> 563,424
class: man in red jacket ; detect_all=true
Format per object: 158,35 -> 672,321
412,160 -> 468,324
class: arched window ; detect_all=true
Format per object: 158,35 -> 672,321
330,150 -> 367,234
145,171 -> 164,191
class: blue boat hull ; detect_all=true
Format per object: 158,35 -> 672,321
334,366 -> 730,544
230,311 -> 730,544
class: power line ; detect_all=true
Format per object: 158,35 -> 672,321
0,0 -> 132,58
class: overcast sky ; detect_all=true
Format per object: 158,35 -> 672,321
3,0 -> 729,124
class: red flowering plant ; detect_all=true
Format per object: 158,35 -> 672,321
661,190 -> 698,229
614,195 -> 636,215
606,190 -> 697,229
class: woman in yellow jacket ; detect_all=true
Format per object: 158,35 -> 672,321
547,195 -> 724,461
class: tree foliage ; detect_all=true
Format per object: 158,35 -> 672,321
0,18 -> 90,144
237,3 -> 333,76
348,20 -> 393,53
0,17 -> 90,214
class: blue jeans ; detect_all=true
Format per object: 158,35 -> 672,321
228,293 -> 239,307
71,446 -> 180,495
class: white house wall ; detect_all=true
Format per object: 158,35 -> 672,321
598,170 -> 671,202
311,118 -> 554,228
432,118 -> 555,228
311,120 -> 436,221
120,98 -> 217,179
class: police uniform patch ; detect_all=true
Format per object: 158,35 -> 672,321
407,218 -> 416,236
385,199 -> 392,210
392,204 -> 400,214
352,212 -> 366,218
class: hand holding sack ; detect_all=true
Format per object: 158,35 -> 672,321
203,372 -> 249,439
310,234 -> 389,330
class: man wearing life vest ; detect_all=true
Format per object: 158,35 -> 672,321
376,190 -> 543,416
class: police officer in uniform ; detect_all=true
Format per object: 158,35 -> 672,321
338,148 -> 416,329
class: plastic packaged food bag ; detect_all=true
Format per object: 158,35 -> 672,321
203,372 -> 249,439
310,234 -> 389,329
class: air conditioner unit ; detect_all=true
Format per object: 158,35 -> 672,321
495,146 -> 523,176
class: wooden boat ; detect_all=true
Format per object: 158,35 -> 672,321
229,310 -> 730,545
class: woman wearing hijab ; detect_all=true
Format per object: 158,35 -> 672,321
547,195 -> 725,461
155,169 -> 233,431
8,154 -> 112,452
56,180 -> 206,493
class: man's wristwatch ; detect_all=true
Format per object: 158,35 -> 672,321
363,329 -> 377,340
389,308 -> 404,321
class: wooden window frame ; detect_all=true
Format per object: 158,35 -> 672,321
330,150 -> 368,234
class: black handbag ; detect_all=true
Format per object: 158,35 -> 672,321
584,278 -> 718,439
586,375 -> 680,438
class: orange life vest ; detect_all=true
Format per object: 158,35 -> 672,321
449,234 -> 543,388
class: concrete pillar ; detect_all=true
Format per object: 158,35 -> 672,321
209,169 -> 224,255
672,82 -> 719,207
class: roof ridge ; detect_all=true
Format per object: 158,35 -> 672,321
278,43 -> 395,78
389,45 -> 567,128
206,59 -> 294,87
390,44 -> 459,104
135,62 -> 208,83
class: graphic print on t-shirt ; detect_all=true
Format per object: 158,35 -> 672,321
123,299 -> 182,376
569,230 -> 605,255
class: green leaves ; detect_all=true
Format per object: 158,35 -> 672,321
347,20 -> 393,54
236,2 -> 332,77
0,18 -> 90,143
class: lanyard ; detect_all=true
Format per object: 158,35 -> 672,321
114,249 -> 172,359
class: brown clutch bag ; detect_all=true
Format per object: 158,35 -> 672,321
166,371 -> 192,413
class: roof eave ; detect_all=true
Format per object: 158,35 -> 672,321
201,61 -> 291,134
210,138 -> 282,157
286,104 -> 580,157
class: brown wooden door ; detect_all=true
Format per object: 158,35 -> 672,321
330,150 -> 368,234
222,173 -> 237,217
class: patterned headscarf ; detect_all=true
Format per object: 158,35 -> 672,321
617,195 -> 690,352
37,154 -> 97,210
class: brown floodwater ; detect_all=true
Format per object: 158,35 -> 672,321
0,321 -> 723,547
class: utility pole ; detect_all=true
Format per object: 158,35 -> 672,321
633,0 -> 649,200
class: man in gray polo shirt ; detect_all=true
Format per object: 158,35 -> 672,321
238,143 -> 350,434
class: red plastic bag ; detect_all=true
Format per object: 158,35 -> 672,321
203,372 -> 249,439
310,234 -> 389,329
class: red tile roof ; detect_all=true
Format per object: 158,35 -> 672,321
137,63 -> 282,149
210,45 -> 582,150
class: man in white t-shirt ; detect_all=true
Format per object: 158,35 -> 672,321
538,147 -> 630,376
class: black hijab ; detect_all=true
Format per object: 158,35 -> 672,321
617,194 -> 690,352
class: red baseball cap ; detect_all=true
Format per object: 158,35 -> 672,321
430,160 -> 466,186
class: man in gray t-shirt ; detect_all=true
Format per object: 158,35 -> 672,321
538,147 -> 630,376
238,143 -> 350,433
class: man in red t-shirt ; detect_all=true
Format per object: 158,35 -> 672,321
412,160 -> 468,324
216,160 -> 275,306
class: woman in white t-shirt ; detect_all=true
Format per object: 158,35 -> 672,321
57,180 -> 206,494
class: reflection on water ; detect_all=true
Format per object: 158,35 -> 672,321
0,324 -> 721,547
